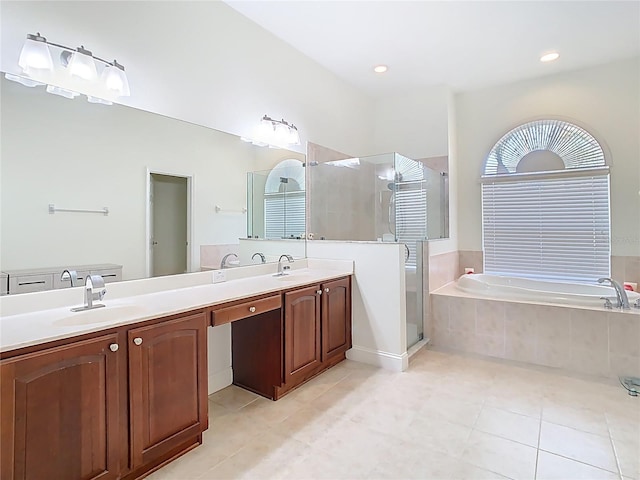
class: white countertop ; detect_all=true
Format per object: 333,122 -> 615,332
0,266 -> 352,354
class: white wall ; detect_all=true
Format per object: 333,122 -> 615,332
455,57 -> 640,257
371,86 -> 458,255
306,241 -> 408,371
372,85 -> 450,159
0,1 -> 374,157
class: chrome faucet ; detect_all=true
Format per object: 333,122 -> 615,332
252,252 -> 266,264
274,254 -> 294,276
71,274 -> 106,312
220,253 -> 238,269
598,277 -> 630,310
60,269 -> 78,287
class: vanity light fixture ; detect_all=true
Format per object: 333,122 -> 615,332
241,115 -> 301,148
5,32 -> 130,104
540,51 -> 560,63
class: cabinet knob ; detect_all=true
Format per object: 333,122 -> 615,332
109,343 -> 119,352
316,290 -> 322,295
249,306 -> 256,313
325,287 -> 330,293
133,337 -> 143,346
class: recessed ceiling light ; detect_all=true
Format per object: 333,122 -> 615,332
540,52 -> 560,63
373,65 -> 388,73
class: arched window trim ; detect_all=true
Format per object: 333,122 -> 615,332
483,119 -> 606,176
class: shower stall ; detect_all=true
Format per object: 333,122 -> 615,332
308,153 -> 447,348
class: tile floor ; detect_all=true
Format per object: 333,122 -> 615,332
149,348 -> 639,480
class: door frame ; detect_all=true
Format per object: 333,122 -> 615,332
145,168 -> 194,278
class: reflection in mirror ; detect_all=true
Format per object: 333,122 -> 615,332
243,159 -> 306,264
308,153 -> 449,244
0,74 -> 305,295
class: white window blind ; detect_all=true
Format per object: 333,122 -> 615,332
482,175 -> 610,283
264,192 -> 305,239
395,184 -> 427,267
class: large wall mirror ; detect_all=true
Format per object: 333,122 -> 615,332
0,75 -> 305,294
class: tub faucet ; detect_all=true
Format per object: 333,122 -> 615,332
71,275 -> 106,312
597,277 -> 630,310
274,254 -> 294,276
252,252 -> 266,264
60,269 -> 78,287
220,253 -> 238,269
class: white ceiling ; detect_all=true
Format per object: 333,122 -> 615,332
225,1 -> 640,95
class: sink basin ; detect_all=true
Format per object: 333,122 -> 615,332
53,304 -> 148,327
274,273 -> 314,282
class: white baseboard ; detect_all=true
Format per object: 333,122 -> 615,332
346,345 -> 409,372
208,366 -> 233,395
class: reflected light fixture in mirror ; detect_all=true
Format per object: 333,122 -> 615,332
6,32 -> 130,104
241,115 -> 301,148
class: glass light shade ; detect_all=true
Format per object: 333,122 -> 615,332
287,126 -> 300,145
87,96 -> 113,105
255,118 -> 274,144
68,50 -> 97,80
274,122 -> 290,146
46,84 -> 80,99
4,72 -> 44,87
101,64 -> 130,96
18,38 -> 53,71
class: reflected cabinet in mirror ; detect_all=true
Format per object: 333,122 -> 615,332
0,75 -> 305,294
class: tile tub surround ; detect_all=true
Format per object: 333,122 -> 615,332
612,255 -> 640,289
459,249 -> 484,276
430,285 -> 640,379
148,349 -> 638,480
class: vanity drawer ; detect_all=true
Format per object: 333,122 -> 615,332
9,274 -> 53,294
211,295 -> 282,326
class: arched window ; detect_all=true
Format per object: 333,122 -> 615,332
481,119 -> 610,282
264,159 -> 306,239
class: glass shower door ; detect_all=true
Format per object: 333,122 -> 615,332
393,154 -> 426,347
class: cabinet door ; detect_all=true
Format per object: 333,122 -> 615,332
128,312 -> 208,468
321,277 -> 352,361
1,333 -> 122,480
284,285 -> 321,384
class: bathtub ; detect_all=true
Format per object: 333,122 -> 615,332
457,273 -> 640,307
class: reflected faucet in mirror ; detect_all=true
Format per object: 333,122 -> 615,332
220,253 -> 239,269
252,252 -> 266,264
60,269 -> 78,287
71,274 -> 106,312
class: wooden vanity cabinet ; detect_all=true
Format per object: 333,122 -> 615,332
283,285 -> 323,385
0,332 -> 124,480
321,276 -> 352,362
228,276 -> 352,400
126,312 -> 208,476
0,309 -> 208,480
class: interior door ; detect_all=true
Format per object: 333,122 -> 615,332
150,174 -> 188,277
